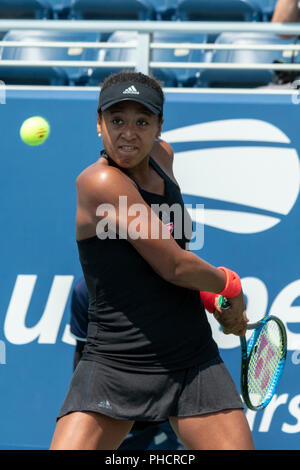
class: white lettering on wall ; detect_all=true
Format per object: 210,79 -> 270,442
4,275 -> 74,345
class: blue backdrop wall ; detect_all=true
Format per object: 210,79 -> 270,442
0,87 -> 299,450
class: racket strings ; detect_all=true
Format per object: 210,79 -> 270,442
246,320 -> 284,407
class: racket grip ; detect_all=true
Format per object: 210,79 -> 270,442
218,295 -> 231,310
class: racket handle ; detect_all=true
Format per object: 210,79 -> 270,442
218,295 -> 231,309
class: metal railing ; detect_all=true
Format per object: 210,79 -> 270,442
1,20 -> 300,78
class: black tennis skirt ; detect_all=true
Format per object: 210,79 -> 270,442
57,356 -> 244,422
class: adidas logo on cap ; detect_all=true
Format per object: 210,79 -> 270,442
123,85 -> 140,95
97,400 -> 112,410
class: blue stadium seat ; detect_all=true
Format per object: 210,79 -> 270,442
87,31 -> 209,87
87,31 -> 178,87
148,0 -> 179,19
0,0 -> 51,19
151,32 -> 209,86
47,0 -> 72,19
0,30 -> 103,86
70,0 -> 156,20
199,32 -> 298,88
175,0 -> 262,21
255,0 -> 277,20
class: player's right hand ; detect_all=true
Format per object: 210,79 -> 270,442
213,291 -> 249,336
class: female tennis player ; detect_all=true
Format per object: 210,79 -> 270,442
50,71 -> 254,450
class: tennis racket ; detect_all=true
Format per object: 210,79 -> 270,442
218,295 -> 287,411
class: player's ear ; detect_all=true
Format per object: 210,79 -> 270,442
156,118 -> 164,138
97,114 -> 102,137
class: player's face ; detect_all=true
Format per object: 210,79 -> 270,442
98,101 -> 163,168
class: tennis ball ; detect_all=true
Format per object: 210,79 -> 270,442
20,116 -> 50,146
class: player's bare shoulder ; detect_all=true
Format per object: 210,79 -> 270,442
76,160 -> 107,187
76,160 -> 136,206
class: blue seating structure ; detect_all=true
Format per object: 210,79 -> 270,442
87,31 -> 210,87
255,0 -> 277,20
70,0 -> 156,20
87,31 -> 178,87
176,0 -> 262,21
0,29 -> 102,85
0,0 -> 293,89
0,0 -> 51,19
47,0 -> 72,19
199,32 -> 298,87
151,32 -> 209,86
148,0 -> 179,19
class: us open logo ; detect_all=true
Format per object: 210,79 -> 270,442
162,118 -> 300,234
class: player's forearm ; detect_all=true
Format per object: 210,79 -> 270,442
168,250 -> 226,292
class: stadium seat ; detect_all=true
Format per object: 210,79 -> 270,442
70,0 -> 156,20
0,30 -> 103,86
87,32 -> 178,87
0,0 -> 51,19
148,0 -> 179,19
175,0 -> 262,21
255,0 -> 277,20
151,32 -> 209,86
87,31 -> 209,88
47,0 -> 72,19
199,32 -> 298,88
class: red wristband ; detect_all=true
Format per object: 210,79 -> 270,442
200,291 -> 218,313
217,267 -> 241,298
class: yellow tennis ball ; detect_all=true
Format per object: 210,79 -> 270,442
20,116 -> 50,146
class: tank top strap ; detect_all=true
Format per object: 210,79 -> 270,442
99,150 -> 178,192
149,156 -> 178,188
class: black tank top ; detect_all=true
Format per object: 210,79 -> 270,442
77,153 -> 219,371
